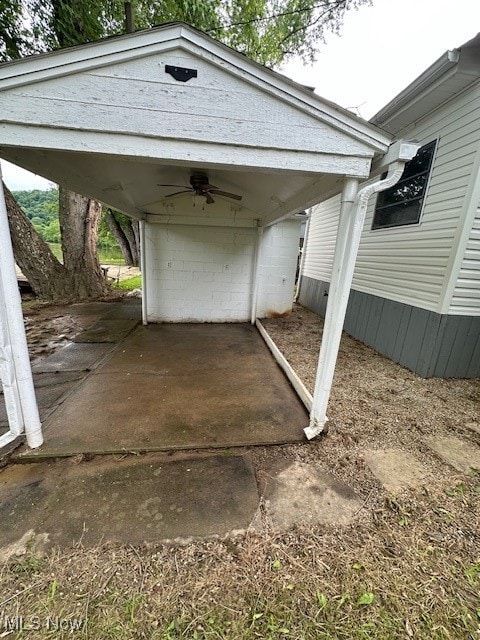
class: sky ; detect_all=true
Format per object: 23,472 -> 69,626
2,0 -> 479,191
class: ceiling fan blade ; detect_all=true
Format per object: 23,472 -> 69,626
209,189 -> 242,201
158,183 -> 190,188
204,192 -> 215,204
165,190 -> 192,197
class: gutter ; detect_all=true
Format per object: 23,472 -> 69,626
371,50 -> 460,127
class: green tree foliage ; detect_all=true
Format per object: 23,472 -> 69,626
12,188 -> 59,239
1,0 -> 370,67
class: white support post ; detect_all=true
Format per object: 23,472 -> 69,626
0,164 -> 43,448
139,219 -> 148,325
305,151 -> 418,440
250,226 -> 263,325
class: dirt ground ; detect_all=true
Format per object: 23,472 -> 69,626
0,301 -> 478,639
261,305 -> 479,499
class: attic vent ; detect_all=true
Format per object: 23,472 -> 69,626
165,65 -> 198,82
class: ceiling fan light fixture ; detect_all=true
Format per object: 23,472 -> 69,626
159,172 -> 242,205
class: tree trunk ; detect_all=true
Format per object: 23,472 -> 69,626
104,209 -> 134,266
132,220 -> 141,267
4,181 -> 109,301
4,181 -> 73,298
123,218 -> 139,266
59,187 -> 109,299
104,210 -> 140,267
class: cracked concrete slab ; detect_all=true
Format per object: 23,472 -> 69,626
20,324 -> 307,458
259,460 -> 362,529
0,453 -> 259,549
363,448 -> 428,493
1,373 -> 82,426
425,435 -> 480,473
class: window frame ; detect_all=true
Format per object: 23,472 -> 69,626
371,139 -> 437,231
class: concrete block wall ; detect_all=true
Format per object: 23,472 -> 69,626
145,223 -> 256,322
256,219 -> 302,317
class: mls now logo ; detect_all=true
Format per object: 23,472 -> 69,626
2,615 -> 26,631
46,616 -> 85,631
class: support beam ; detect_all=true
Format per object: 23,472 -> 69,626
0,164 -> 43,449
305,142 -> 420,440
250,226 -> 263,325
139,219 -> 148,325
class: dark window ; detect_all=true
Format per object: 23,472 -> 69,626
372,140 -> 437,230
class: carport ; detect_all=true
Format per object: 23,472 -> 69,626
0,23 -> 415,451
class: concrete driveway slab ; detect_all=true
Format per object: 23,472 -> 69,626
32,343 -> 114,373
21,324 -> 308,457
73,316 -> 139,343
0,453 -> 259,551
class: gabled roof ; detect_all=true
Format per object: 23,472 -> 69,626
371,33 -> 480,135
0,22 -> 394,222
0,21 -> 390,153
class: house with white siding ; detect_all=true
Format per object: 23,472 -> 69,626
298,33 -> 480,378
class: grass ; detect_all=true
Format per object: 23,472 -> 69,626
48,243 -> 125,265
111,274 -> 142,291
0,471 -> 479,639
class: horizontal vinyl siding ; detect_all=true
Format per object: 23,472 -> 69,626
450,205 -> 480,314
303,81 -> 480,312
303,194 -> 341,281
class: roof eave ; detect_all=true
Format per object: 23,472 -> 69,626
370,33 -> 480,131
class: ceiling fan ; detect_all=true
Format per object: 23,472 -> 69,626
158,173 -> 242,205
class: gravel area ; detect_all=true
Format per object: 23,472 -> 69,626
259,304 -> 479,502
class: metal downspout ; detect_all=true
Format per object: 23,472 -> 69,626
305,162 -> 411,440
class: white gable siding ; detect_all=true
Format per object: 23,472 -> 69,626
0,50 -> 373,159
450,204 -> 480,314
303,80 -> 480,313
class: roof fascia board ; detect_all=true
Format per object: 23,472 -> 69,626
0,24 -> 390,153
0,123 -> 373,176
371,35 -> 480,130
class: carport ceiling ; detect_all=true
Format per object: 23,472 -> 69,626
0,22 -> 391,224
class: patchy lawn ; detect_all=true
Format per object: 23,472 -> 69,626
111,274 -> 142,291
0,303 -> 478,639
